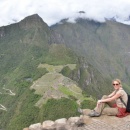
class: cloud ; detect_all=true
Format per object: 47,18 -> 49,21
0,0 -> 130,27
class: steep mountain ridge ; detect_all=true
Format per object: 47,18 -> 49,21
0,14 -> 50,85
51,18 -> 130,84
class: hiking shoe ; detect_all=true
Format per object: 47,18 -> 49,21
78,108 -> 83,114
88,110 -> 101,117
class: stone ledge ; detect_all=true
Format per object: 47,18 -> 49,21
23,109 -> 130,130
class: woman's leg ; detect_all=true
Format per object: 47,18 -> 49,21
102,107 -> 118,116
94,95 -> 112,113
89,95 -> 116,116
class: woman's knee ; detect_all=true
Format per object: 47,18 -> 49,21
101,95 -> 108,99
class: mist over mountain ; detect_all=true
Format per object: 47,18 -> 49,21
0,14 -> 130,130
1,0 -> 130,27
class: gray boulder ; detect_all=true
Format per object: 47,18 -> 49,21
29,123 -> 42,130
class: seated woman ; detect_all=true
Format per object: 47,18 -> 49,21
79,79 -> 128,117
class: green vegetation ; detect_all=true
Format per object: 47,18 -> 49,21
61,66 -> 72,77
38,98 -> 80,121
44,44 -> 77,65
122,83 -> 130,94
81,99 -> 96,110
0,15 -> 81,130
59,86 -> 74,96
1,14 -> 130,130
59,85 -> 83,100
6,89 -> 41,130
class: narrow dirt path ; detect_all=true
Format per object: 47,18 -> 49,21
0,104 -> 7,111
3,87 -> 16,95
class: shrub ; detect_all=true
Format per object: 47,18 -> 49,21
39,98 -> 80,121
81,99 -> 96,110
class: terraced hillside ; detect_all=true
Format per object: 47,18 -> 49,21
30,64 -> 87,107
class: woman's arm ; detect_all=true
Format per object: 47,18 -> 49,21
97,92 -> 121,105
108,90 -> 116,98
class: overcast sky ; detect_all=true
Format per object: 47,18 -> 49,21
0,0 -> 130,27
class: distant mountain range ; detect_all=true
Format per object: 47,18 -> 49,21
0,14 -> 130,130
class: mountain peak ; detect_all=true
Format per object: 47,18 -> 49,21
19,14 -> 48,29
22,14 -> 43,21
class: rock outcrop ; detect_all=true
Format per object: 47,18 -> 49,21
24,116 -> 83,130
23,109 -> 130,130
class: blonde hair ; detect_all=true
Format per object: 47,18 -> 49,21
112,79 -> 122,87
